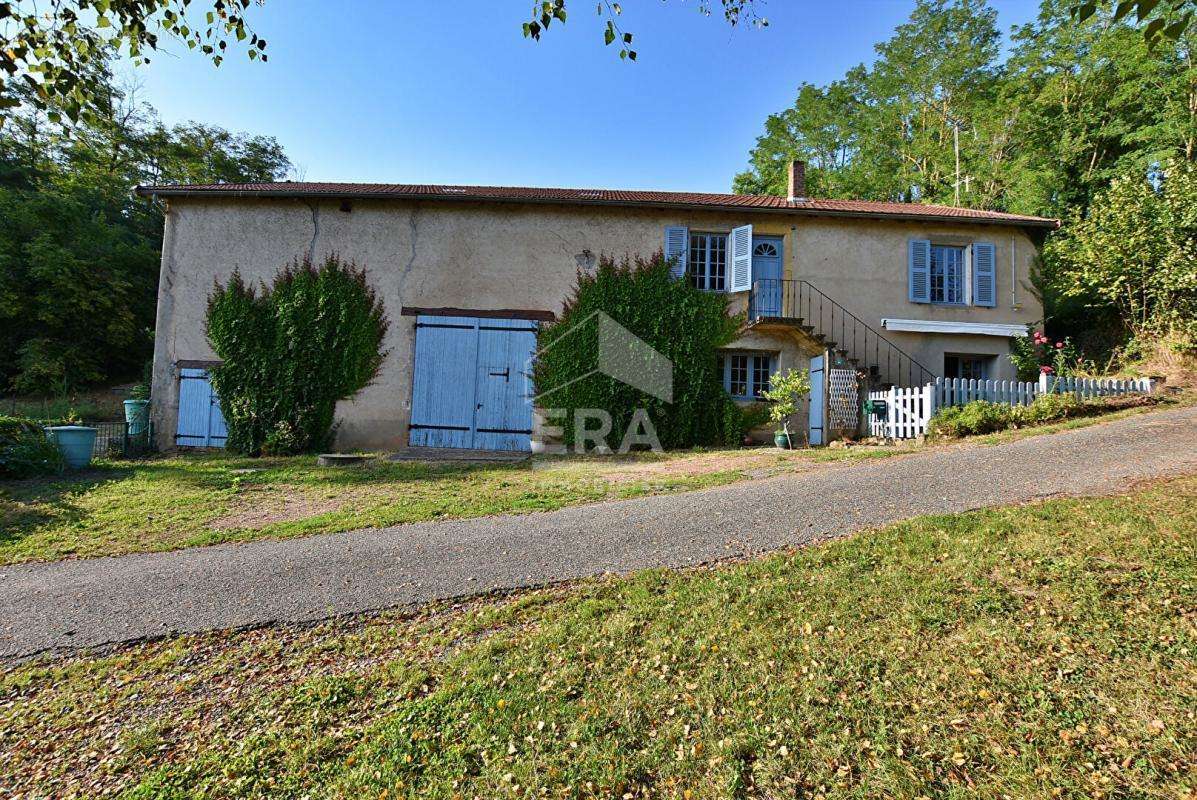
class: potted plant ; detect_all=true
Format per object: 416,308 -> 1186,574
761,368 -> 811,449
124,381 -> 151,437
45,410 -> 98,469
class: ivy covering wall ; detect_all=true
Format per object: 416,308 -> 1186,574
532,252 -> 744,451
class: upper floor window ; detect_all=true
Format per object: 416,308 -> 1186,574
688,232 -> 727,291
930,245 -> 966,305
909,240 -> 996,307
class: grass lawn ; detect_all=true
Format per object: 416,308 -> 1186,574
2,475 -> 1194,799
0,445 -> 901,565
0,396 -> 1188,566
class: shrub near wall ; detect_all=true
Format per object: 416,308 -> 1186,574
533,252 -> 742,450
927,393 -> 1097,439
206,255 -> 389,456
0,416 -> 65,478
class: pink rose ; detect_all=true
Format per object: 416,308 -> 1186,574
1055,342 -> 1064,349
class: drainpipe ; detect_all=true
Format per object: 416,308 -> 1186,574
1010,235 -> 1017,308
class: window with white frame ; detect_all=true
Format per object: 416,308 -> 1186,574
719,351 -> 774,399
688,232 -> 727,291
930,244 -> 966,304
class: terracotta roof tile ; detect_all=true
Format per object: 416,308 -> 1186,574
135,181 -> 1058,228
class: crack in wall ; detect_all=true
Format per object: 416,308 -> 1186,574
305,200 -> 321,261
399,204 -> 420,296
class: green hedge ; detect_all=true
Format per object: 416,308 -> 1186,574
927,393 -> 1089,438
206,255 -> 389,456
532,252 -> 744,450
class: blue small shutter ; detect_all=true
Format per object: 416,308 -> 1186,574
728,224 -> 753,292
908,239 -> 931,303
972,242 -> 996,307
664,226 -> 689,279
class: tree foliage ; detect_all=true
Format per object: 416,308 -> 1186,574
532,252 -> 742,451
1073,0 -> 1196,49
761,369 -> 811,435
1045,160 -> 1197,349
0,64 -> 290,395
206,255 -> 389,457
522,0 -> 767,62
1,0 -> 267,124
3,0 -> 1191,129
735,0 -> 1196,221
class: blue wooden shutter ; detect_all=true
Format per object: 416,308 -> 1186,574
664,226 -> 689,279
972,242 -> 996,307
908,239 -> 931,303
728,224 -> 753,292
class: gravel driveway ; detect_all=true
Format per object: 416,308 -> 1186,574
2,405 -> 1195,659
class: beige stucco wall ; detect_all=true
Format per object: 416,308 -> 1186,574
793,218 -> 1042,383
150,197 -> 1043,450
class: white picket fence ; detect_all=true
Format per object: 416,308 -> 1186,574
869,374 -> 1155,439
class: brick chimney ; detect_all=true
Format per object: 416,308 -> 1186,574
787,159 -> 807,202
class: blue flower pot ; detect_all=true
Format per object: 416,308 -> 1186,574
124,399 -> 150,436
774,431 -> 792,449
46,425 -> 98,469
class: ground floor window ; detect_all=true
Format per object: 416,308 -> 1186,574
944,354 -> 993,380
720,351 -> 775,399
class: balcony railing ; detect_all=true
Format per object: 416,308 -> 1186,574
748,278 -> 935,387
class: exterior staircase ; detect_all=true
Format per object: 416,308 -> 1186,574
748,279 -> 934,388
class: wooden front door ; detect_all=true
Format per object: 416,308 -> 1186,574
752,237 -> 784,316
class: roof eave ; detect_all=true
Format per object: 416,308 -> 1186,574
133,186 -> 1060,230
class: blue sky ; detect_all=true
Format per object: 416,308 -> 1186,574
125,0 -> 1043,192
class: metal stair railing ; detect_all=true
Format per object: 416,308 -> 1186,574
748,278 -> 935,387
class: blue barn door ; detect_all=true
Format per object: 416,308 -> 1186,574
808,354 -> 825,446
408,316 -> 479,449
176,368 -> 228,448
408,315 -> 538,451
473,319 -> 538,451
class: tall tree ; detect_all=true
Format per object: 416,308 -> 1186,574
0,63 -> 290,394
737,0 -> 1195,221
735,0 -> 1004,206
1003,0 -> 1196,217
